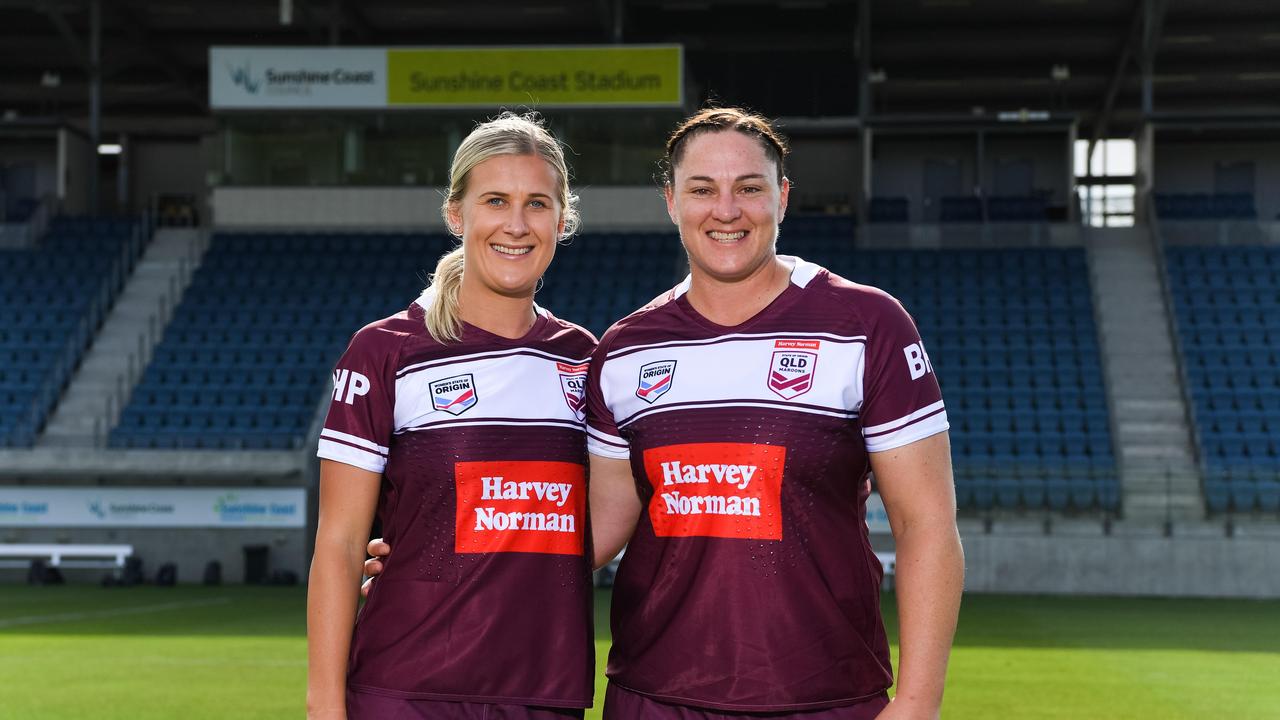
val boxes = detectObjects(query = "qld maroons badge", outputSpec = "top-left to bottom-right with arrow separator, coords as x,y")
430,374 -> 478,416
767,339 -> 820,400
636,360 -> 677,404
557,362 -> 589,421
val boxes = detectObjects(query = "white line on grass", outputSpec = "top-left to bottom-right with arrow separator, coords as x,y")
0,598 -> 232,629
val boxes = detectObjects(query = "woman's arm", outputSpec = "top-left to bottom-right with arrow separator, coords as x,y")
589,454 -> 642,570
307,459 -> 382,720
869,432 -> 964,720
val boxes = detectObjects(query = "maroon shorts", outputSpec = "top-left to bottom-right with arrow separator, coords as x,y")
602,684 -> 889,720
346,689 -> 586,720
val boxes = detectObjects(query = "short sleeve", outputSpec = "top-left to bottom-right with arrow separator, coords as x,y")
858,291 -> 948,452
316,325 -> 401,474
585,341 -> 630,460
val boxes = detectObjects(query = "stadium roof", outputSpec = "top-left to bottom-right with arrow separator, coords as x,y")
0,0 -> 1276,137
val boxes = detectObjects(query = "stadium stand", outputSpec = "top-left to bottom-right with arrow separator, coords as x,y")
1155,193 -> 1258,221
986,196 -> 1048,222
939,196 -> 983,223
109,231 -> 452,450
107,230 -> 687,449
530,231 -> 686,338
0,216 -> 139,447
868,197 -> 909,224
782,217 -> 1117,512
1166,244 -> 1280,513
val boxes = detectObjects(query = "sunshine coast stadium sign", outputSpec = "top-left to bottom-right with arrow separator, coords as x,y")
210,46 -> 683,109
0,487 -> 306,528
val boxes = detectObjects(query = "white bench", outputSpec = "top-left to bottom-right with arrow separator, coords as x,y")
0,543 -> 134,570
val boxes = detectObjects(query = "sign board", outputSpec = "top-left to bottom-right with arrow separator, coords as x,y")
211,46 -> 682,109
386,46 -> 682,107
0,487 -> 306,528
210,47 -> 387,109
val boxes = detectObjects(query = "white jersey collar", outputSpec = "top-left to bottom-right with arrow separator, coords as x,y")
414,286 -> 548,317
672,255 -> 820,299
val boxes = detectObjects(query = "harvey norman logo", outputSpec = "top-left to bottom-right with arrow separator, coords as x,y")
642,442 -> 787,540
454,461 -> 586,556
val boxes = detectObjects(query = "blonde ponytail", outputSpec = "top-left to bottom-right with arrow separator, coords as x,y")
424,246 -> 466,343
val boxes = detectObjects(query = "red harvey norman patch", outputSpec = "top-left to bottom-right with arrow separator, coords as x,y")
642,442 -> 786,540
768,339 -> 819,400
454,460 -> 585,555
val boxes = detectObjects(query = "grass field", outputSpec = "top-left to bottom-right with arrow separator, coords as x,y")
1,585 -> 1277,719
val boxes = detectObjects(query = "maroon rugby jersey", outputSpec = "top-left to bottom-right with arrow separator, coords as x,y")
317,292 -> 596,708
585,256 -> 948,712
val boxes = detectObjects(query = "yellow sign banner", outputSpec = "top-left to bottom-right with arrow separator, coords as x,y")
387,46 -> 682,107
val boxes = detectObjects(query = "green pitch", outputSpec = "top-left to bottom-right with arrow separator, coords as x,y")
0,586 -> 1276,719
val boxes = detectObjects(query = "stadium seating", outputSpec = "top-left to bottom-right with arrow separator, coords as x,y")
109,230 -> 687,450
1166,244 -> 1280,512
109,232 -> 453,450
986,196 -> 1048,222
108,222 -> 1119,512
781,218 -> 1118,512
0,216 -> 139,446
868,197 -> 909,224
940,196 -> 983,223
1155,193 -> 1257,221
537,231 -> 686,338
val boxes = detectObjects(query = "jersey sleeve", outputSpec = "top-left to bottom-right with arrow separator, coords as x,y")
585,340 -> 630,460
316,324 -> 401,474
858,290 -> 948,453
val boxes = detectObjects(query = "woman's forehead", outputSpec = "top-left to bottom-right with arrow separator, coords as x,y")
675,131 -> 777,178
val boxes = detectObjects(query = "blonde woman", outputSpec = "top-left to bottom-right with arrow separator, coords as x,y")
307,112 -> 594,720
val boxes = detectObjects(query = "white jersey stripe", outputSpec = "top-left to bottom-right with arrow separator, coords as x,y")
320,428 -> 389,456
606,332 -> 867,360
588,438 -> 630,460
618,401 -> 858,429
397,419 -> 585,434
862,400 -> 947,437
397,347 -> 591,379
317,439 -> 387,474
864,413 -> 949,453
586,425 -> 628,447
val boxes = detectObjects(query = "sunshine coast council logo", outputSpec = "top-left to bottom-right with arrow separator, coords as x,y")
226,62 -> 261,93
636,360 -> 676,404
430,374 -> 478,416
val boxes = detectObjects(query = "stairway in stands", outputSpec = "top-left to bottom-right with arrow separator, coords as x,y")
38,228 -> 206,447
1087,226 -> 1203,521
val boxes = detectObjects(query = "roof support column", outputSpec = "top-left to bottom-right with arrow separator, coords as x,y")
856,0 -> 871,232
88,0 -> 101,216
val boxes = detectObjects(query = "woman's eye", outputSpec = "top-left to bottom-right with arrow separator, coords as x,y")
486,197 -> 505,206
529,200 -> 547,209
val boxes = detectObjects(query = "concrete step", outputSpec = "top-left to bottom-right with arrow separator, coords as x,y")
1118,432 -> 1191,448
1121,445 -> 1194,462
1111,399 -> 1187,413
1122,495 -> 1204,521
1114,398 -> 1183,414
1117,420 -> 1188,434
1107,368 -> 1180,384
